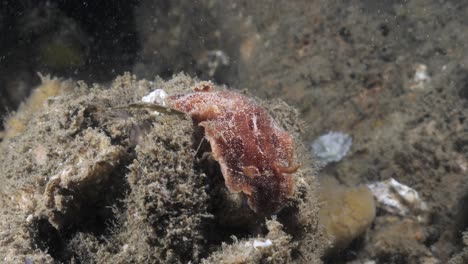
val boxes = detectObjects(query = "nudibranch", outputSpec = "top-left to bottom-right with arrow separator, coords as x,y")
167,82 -> 300,215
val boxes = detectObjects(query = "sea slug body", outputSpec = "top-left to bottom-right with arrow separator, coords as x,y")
167,82 -> 299,215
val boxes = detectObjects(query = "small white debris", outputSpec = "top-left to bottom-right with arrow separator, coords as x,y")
244,239 -> 273,249
368,178 -> 428,221
32,144 -> 48,165
253,239 -> 272,249
26,214 -> 34,223
141,89 -> 168,115
142,89 -> 168,106
456,156 -> 467,172
122,244 -> 129,252
311,131 -> 352,165
409,64 -> 431,90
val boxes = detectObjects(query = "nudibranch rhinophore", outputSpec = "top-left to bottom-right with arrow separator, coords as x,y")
167,82 -> 300,215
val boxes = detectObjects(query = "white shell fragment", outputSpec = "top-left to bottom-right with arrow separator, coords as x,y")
141,89 -> 168,115
253,239 -> 273,249
245,239 -> 273,249
409,63 -> 431,90
311,131 -> 352,164
367,178 -> 429,220
142,89 -> 168,106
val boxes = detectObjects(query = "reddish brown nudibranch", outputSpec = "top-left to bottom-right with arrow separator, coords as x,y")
167,82 -> 299,215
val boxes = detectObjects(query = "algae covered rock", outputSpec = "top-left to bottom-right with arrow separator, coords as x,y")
3,74 -> 74,139
0,73 -> 325,263
202,220 -> 294,264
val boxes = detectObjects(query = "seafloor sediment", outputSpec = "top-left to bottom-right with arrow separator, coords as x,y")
0,74 -> 325,263
2,1 -> 468,263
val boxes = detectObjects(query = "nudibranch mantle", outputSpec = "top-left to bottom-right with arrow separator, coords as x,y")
167,82 -> 299,215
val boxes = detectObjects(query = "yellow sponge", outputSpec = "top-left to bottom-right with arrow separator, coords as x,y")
319,178 -> 376,252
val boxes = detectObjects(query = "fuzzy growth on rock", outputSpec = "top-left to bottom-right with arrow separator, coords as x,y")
0,73 -> 324,263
